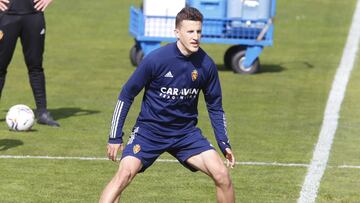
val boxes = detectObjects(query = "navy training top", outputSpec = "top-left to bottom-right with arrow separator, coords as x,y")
108,42 -> 231,155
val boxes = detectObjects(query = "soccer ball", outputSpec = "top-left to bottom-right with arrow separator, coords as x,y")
6,104 -> 35,131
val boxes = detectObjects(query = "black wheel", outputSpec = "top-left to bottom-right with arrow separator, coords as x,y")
129,45 -> 144,67
224,45 -> 246,69
130,45 -> 138,66
135,49 -> 144,66
231,50 -> 260,74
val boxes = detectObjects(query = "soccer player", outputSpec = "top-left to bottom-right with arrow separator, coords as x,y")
100,7 -> 235,203
0,0 -> 59,127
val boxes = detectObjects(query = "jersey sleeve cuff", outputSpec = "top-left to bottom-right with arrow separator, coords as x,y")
219,142 -> 231,156
108,132 -> 124,144
108,137 -> 123,144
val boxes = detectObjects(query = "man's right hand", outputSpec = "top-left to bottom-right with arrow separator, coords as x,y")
107,143 -> 123,162
0,0 -> 9,11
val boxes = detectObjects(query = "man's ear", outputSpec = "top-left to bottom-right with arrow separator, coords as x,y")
174,29 -> 180,39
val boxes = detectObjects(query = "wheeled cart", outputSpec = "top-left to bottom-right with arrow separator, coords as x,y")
129,0 -> 276,74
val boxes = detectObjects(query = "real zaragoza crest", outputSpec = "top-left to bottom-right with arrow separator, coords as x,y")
133,144 -> 141,154
191,69 -> 198,81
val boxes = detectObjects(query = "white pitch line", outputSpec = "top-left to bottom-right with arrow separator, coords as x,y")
2,155 -> 360,169
0,155 -> 308,167
338,165 -> 360,169
297,1 -> 360,202
238,161 -> 308,168
0,155 -> 109,161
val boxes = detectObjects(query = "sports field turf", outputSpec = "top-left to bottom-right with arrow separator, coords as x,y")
1,0 -> 360,202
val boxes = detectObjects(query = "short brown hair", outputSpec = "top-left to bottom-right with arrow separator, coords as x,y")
175,7 -> 203,28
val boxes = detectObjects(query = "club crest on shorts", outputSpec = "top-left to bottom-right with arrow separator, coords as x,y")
191,69 -> 198,81
133,144 -> 141,154
0,30 -> 4,41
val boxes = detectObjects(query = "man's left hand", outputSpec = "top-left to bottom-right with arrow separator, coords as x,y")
225,148 -> 235,169
34,0 -> 53,11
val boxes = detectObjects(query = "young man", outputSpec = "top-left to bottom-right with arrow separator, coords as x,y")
0,0 -> 59,127
100,7 -> 235,203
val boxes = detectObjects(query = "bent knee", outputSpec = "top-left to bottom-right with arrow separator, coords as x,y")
212,167 -> 232,187
114,168 -> 135,185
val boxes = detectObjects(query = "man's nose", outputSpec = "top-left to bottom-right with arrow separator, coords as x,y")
193,32 -> 200,40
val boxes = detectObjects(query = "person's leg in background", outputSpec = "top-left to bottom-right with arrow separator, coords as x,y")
0,15 -> 20,100
21,12 -> 59,127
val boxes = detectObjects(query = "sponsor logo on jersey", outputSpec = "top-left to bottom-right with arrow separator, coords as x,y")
0,30 -> 4,41
164,71 -> 173,78
191,70 -> 198,81
159,87 -> 199,100
133,144 -> 141,154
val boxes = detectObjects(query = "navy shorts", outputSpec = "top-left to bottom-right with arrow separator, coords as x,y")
121,127 -> 214,173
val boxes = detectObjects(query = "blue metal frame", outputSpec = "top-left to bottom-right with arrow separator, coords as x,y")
129,0 -> 276,67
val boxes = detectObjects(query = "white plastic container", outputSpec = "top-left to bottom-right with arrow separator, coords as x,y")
143,0 -> 186,37
144,0 -> 185,16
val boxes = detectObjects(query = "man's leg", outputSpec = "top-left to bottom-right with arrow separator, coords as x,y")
186,149 -> 235,203
0,15 -> 20,99
99,156 -> 142,203
20,13 -> 59,126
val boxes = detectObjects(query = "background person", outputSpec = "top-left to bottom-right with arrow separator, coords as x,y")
0,0 -> 59,127
100,7 -> 235,203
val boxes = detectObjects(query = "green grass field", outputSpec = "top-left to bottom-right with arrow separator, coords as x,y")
1,0 -> 360,202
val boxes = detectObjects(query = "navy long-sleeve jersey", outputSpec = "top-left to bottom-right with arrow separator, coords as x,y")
108,42 -> 231,155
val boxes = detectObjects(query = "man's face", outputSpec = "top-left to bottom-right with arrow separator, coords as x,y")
175,20 -> 202,56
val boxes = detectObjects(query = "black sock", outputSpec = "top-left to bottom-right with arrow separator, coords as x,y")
28,70 -> 47,110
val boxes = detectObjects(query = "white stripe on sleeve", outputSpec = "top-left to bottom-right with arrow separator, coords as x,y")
109,100 -> 124,139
